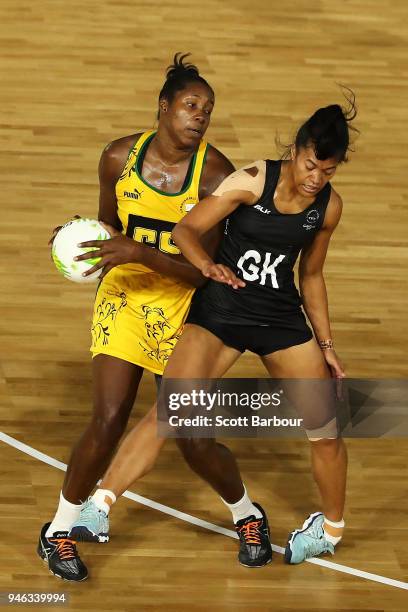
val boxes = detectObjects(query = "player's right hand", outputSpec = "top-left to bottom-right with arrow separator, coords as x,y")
201,262 -> 246,289
48,215 -> 81,247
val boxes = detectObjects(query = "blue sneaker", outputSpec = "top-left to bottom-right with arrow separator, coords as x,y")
69,499 -> 109,543
284,512 -> 334,564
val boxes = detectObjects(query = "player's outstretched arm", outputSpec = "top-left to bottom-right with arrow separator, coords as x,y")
172,162 -> 265,288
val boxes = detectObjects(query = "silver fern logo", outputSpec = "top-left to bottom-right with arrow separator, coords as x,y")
303,209 -> 319,230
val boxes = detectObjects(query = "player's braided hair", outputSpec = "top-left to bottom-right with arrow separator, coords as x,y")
158,52 -> 213,115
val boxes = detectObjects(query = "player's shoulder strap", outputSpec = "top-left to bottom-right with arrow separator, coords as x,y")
118,131 -> 155,182
186,138 -> 209,197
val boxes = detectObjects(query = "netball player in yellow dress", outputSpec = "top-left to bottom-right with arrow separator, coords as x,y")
90,127 -> 209,372
37,54 -> 234,581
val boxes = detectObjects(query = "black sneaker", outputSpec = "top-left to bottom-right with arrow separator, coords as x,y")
235,503 -> 272,568
37,522 -> 88,581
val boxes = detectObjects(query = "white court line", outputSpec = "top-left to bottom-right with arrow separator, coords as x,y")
1,431 -> 407,591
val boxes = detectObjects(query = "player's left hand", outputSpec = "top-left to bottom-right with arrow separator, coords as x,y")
322,348 -> 345,399
75,222 -> 143,279
322,348 -> 345,379
201,262 -> 246,289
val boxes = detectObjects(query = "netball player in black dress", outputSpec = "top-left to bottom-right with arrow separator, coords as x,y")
87,99 -> 357,569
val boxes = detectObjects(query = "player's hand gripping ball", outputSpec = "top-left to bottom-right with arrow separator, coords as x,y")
51,218 -> 111,283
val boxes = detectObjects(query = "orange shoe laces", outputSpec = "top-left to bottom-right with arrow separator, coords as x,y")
50,537 -> 77,560
238,520 -> 262,545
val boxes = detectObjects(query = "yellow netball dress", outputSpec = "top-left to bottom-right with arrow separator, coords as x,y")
91,130 -> 208,374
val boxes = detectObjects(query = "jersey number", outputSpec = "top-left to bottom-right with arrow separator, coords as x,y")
126,215 -> 180,255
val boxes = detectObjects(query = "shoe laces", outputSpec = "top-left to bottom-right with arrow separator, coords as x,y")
303,539 -> 332,559
238,519 -> 262,545
81,499 -> 104,520
302,518 -> 333,558
81,499 -> 97,518
304,516 -> 324,540
49,537 -> 77,561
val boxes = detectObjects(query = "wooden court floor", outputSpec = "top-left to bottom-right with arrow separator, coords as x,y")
0,0 -> 407,610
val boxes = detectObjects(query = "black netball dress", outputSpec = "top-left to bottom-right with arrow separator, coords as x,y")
186,160 -> 331,354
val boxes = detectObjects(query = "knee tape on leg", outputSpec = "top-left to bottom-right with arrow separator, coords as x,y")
306,417 -> 338,441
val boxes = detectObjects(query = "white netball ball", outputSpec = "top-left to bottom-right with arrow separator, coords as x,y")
51,218 -> 110,283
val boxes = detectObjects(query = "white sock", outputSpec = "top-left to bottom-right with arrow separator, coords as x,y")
45,492 -> 84,537
221,486 -> 262,523
323,516 -> 345,546
91,489 -> 116,515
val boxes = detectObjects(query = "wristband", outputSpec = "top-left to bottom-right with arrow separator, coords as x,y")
319,339 -> 333,350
